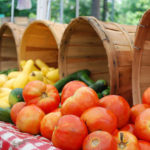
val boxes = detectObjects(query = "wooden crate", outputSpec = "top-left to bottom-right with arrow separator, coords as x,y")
19,20 -> 67,68
59,16 -> 136,105
132,9 -> 150,104
0,22 -> 25,70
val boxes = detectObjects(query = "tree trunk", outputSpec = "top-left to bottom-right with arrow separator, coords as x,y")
91,0 -> 100,19
102,0 -> 107,21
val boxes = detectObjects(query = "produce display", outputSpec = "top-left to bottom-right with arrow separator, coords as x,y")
1,59 -> 150,150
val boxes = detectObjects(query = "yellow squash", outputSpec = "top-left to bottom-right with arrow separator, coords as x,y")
13,60 -> 33,88
46,69 -> 59,82
29,71 -> 43,82
35,59 -> 49,70
0,75 -> 8,87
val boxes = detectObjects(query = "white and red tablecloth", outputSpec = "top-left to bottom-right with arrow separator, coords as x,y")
0,121 -> 60,150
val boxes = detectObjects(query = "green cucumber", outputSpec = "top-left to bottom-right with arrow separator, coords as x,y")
0,107 -> 13,123
78,72 -> 95,86
9,88 -> 24,107
59,92 -> 62,97
101,88 -> 110,97
97,92 -> 103,99
54,70 -> 91,92
89,80 -> 107,93
102,89 -> 110,97
0,68 -> 18,75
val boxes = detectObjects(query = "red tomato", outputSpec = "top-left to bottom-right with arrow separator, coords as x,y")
121,124 -> 136,135
115,131 -> 140,150
130,104 -> 150,123
112,129 -> 119,136
40,111 -> 62,140
61,87 -> 99,117
52,115 -> 88,150
138,140 -> 150,150
135,108 -> 150,141
10,102 -> 26,124
81,107 -> 117,133
142,87 -> 150,105
16,104 -> 45,135
23,81 -> 60,114
83,131 -> 117,150
61,81 -> 87,104
52,108 -> 61,112
99,95 -> 130,128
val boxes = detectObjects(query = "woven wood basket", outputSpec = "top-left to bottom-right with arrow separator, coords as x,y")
132,9 -> 150,104
59,16 -> 136,105
0,22 -> 25,70
19,20 -> 67,68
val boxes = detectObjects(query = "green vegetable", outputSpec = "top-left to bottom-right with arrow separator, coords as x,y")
59,103 -> 61,108
97,92 -> 103,99
78,72 -> 95,86
89,80 -> 107,93
101,88 -> 110,97
0,68 -> 18,75
0,107 -> 12,123
54,70 -> 91,92
9,88 -> 24,107
59,92 -> 62,97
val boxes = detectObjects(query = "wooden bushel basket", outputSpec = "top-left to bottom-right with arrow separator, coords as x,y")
0,22 -> 25,70
19,20 -> 67,68
132,9 -> 150,105
59,16 -> 136,105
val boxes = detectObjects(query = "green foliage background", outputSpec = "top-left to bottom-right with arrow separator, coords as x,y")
0,0 -> 149,25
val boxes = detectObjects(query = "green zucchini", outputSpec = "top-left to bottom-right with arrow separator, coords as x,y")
78,72 -> 95,86
0,68 -> 18,75
0,107 -> 13,123
101,88 -> 110,97
9,88 -> 24,107
54,70 -> 91,92
97,92 -> 103,99
59,92 -> 62,97
89,80 -> 107,93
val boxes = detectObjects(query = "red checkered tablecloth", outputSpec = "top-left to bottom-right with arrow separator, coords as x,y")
0,121 -> 61,150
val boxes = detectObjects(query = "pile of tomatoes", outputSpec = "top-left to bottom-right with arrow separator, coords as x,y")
10,80 -> 150,150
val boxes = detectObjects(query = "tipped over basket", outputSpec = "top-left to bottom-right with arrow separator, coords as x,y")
59,16 -> 136,105
0,22 -> 25,70
19,20 -> 67,68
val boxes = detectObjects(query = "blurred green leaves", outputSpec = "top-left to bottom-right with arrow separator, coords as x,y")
0,0 -> 150,25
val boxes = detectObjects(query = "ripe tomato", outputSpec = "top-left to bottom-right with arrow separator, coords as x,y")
112,129 -> 119,136
23,81 -> 60,114
83,131 -> 117,150
52,108 -> 61,112
115,131 -> 140,150
142,87 -> 150,105
99,95 -> 130,128
81,106 -> 117,133
61,87 -> 99,117
61,81 -> 87,104
52,115 -> 88,150
135,108 -> 150,141
130,104 -> 150,123
16,104 -> 45,135
138,140 -> 150,150
40,111 -> 62,140
121,124 -> 136,135
10,102 -> 26,124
